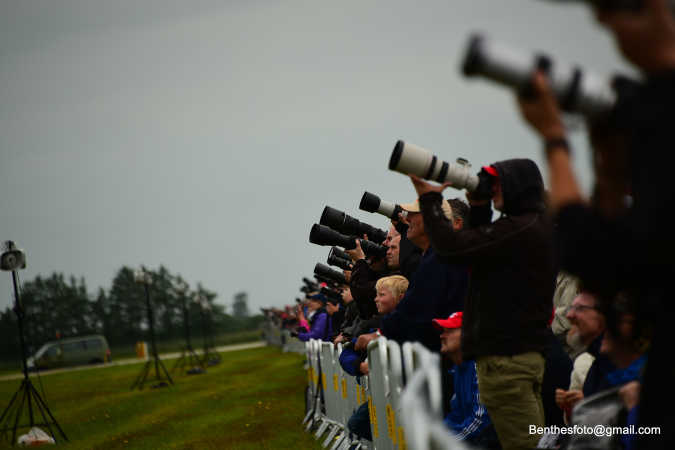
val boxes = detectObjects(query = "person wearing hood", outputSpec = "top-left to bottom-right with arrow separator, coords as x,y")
410,158 -> 556,450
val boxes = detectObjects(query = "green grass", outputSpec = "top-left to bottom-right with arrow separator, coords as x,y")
0,346 -> 323,449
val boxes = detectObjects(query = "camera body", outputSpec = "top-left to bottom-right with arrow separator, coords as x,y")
0,242 -> 26,272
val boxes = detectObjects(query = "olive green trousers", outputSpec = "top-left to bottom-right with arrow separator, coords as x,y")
476,352 -> 545,450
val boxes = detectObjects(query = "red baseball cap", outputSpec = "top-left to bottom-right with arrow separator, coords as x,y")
432,311 -> 463,331
482,165 -> 498,178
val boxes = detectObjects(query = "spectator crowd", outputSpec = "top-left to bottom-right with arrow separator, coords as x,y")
265,2 -> 675,448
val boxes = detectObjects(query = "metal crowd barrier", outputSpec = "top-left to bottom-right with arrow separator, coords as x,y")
399,344 -> 469,450
301,336 -> 472,450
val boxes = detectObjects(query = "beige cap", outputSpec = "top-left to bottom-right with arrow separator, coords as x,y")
399,199 -> 453,221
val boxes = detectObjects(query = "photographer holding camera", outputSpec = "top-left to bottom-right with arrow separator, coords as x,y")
513,2 -> 675,445
345,226 -> 398,321
411,157 -> 555,449
294,294 -> 331,342
356,198 -> 469,353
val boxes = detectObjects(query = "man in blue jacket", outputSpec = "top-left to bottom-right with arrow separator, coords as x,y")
434,312 -> 501,449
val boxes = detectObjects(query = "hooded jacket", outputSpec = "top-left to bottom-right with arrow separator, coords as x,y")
419,158 -> 555,358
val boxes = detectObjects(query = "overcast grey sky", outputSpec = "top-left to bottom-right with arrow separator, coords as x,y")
1,0 -> 633,313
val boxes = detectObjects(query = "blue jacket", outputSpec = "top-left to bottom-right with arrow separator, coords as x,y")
339,337 -> 367,376
444,361 -> 492,442
298,310 -> 332,342
381,247 -> 467,351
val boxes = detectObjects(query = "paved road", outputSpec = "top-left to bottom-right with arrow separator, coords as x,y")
0,341 -> 266,382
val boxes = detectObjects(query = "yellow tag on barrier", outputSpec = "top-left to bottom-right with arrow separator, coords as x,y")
356,385 -> 361,404
398,426 -> 407,450
386,403 -> 396,444
307,368 -> 312,384
333,374 -> 339,392
322,373 -> 327,390
341,378 -> 348,399
361,386 -> 367,403
368,395 -> 378,438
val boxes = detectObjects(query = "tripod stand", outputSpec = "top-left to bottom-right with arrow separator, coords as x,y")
196,296 -> 221,367
172,287 -> 205,375
130,276 -> 173,390
0,265 -> 68,446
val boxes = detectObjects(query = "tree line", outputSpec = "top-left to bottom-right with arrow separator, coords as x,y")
0,265 -> 261,361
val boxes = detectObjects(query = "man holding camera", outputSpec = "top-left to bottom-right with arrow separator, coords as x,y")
356,198 -> 469,352
411,158 -> 555,450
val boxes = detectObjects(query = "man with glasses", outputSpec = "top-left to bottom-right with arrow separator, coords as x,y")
555,292 -> 614,419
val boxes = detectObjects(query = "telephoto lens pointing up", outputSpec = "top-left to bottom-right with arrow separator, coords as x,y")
320,206 -> 388,244
359,191 -> 405,220
461,33 -> 619,119
389,140 -> 479,191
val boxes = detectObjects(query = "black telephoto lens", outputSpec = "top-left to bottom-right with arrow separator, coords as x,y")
310,224 -> 387,258
359,239 -> 387,259
320,286 -> 343,303
327,252 -> 352,271
331,247 -> 351,261
310,224 -> 355,249
320,206 -> 388,244
314,263 -> 347,285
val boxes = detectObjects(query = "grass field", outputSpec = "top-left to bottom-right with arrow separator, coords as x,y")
0,345 -> 323,449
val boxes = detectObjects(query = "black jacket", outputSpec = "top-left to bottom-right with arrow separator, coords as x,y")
380,246 -> 468,352
349,259 -> 390,319
582,334 -> 616,398
419,158 -> 556,359
338,300 -> 359,339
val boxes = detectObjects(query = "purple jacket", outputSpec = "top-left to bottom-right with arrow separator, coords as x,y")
298,311 -> 332,342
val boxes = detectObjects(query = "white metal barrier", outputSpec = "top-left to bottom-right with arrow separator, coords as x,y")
366,336 -> 409,450
399,354 -> 469,450
301,337 -> 469,450
281,329 -> 307,353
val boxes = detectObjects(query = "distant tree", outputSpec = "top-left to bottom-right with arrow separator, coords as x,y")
232,292 -> 249,318
0,266 -> 262,364
19,273 -> 95,350
0,307 -> 20,360
106,266 -> 146,345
